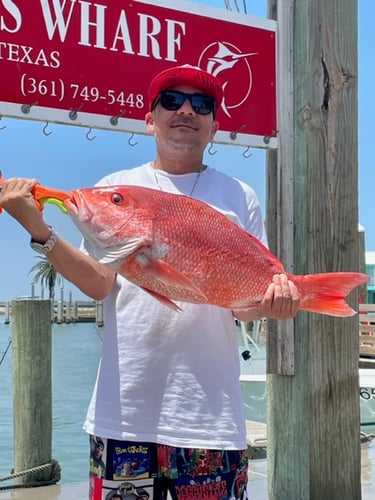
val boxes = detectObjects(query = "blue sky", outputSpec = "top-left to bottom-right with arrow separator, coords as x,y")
0,0 -> 373,301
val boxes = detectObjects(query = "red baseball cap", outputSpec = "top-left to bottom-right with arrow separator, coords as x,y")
148,64 -> 223,111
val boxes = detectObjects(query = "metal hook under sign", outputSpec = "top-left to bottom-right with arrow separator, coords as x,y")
0,116 -> 6,131
243,146 -> 252,158
43,122 -> 52,136
128,133 -> 138,147
86,127 -> 96,141
208,143 -> 217,155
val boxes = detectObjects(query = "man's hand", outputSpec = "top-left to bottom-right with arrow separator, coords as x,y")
0,177 -> 50,239
233,274 -> 300,321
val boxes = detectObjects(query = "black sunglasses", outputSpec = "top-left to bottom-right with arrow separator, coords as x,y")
152,90 -> 216,116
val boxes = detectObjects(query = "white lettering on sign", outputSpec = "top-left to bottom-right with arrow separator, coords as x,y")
19,72 -> 146,108
0,0 -> 22,33
138,13 -> 161,59
166,18 -> 185,62
79,1 -> 106,48
110,10 -> 135,54
35,0 -> 186,61
39,0 -> 77,42
0,41 -> 60,67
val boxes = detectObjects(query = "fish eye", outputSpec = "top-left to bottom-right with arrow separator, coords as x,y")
111,193 -> 123,204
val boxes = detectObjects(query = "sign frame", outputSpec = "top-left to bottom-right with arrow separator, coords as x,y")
0,0 -> 277,148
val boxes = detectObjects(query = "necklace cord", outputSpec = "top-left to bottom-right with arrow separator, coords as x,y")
153,165 -> 205,197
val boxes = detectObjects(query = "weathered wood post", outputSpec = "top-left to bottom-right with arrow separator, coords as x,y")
56,287 -> 64,324
65,290 -> 73,323
358,224 -> 367,303
72,300 -> 78,322
266,0 -> 361,498
96,300 -> 104,327
12,299 -> 56,485
4,301 -> 11,324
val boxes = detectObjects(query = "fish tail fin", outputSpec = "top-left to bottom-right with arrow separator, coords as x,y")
296,272 -> 369,317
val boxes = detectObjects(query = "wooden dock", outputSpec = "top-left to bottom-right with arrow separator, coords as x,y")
246,420 -> 268,459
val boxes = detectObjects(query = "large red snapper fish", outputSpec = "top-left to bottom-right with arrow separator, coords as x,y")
63,184 -> 368,317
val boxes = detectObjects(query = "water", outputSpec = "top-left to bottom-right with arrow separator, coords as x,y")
0,321 -> 102,484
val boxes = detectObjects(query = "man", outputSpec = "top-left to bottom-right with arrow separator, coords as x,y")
0,65 -> 299,499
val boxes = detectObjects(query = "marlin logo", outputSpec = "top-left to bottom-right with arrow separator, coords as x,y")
198,42 -> 257,117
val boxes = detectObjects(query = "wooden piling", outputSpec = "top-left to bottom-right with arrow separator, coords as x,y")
12,299 -> 54,485
56,300 -> 63,324
96,300 -> 104,327
4,301 -> 10,324
266,0 -> 361,498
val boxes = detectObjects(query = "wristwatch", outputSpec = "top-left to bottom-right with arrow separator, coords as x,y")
30,227 -> 58,255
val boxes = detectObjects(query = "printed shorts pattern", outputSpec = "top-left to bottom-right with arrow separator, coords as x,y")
89,435 -> 249,500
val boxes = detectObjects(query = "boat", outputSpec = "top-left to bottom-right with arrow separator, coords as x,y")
238,320 -> 375,427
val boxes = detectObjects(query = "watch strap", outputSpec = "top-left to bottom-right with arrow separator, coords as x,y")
30,227 -> 58,254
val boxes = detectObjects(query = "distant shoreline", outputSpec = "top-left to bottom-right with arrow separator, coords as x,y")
0,300 -> 102,325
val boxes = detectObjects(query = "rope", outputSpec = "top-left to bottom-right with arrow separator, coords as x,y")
0,338 -> 11,367
0,459 -> 61,491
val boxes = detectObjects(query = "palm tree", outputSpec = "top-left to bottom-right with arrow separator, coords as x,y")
29,256 -> 63,301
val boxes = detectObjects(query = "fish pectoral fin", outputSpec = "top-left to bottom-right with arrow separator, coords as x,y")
136,254 -> 208,302
140,287 -> 182,312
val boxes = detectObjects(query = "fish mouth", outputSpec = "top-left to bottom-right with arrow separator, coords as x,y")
64,190 -> 93,221
64,192 -> 79,214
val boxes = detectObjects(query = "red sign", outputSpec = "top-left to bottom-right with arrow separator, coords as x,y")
0,0 -> 277,147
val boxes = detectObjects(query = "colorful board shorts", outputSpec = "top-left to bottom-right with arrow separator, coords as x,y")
89,435 -> 249,500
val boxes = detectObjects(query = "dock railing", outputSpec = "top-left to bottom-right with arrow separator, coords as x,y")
359,304 -> 375,363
